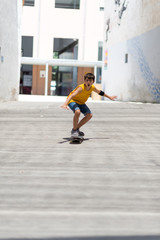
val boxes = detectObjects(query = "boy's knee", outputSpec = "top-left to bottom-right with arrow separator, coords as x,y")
75,109 -> 81,116
87,113 -> 93,119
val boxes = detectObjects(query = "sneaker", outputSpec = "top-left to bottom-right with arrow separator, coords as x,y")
71,129 -> 79,137
77,128 -> 85,136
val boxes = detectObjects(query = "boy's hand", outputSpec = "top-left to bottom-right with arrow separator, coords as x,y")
109,96 -> 117,101
61,104 -> 69,110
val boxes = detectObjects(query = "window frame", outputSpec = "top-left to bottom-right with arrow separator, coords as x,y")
55,0 -> 80,10
24,0 -> 35,7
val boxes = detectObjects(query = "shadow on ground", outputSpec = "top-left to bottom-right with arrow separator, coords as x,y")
58,137 -> 110,144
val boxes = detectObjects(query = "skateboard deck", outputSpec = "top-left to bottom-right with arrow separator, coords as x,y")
70,136 -> 84,144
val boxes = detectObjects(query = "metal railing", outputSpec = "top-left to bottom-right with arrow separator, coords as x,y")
21,57 -> 103,96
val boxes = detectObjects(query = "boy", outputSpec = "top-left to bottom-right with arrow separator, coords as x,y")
61,73 -> 117,137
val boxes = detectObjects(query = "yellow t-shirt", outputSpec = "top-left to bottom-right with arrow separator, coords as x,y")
68,83 -> 95,105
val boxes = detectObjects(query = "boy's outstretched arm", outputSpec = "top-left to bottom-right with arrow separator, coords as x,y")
93,87 -> 117,100
61,86 -> 82,110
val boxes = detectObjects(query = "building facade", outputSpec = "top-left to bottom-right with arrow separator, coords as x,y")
21,0 -> 104,96
102,0 -> 160,103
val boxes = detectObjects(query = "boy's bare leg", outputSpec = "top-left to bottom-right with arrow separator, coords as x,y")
77,113 -> 92,129
73,110 -> 81,130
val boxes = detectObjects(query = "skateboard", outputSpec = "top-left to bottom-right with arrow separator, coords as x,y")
70,136 -> 84,144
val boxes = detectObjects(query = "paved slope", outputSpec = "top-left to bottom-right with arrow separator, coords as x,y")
0,100 -> 160,239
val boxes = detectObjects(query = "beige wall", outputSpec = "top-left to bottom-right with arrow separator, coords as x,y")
77,67 -> 94,86
32,65 -> 52,95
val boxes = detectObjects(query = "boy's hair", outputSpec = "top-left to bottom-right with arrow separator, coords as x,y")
84,73 -> 95,81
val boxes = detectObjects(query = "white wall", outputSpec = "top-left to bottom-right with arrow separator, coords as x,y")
21,0 -> 104,61
102,0 -> 160,103
0,0 -> 22,101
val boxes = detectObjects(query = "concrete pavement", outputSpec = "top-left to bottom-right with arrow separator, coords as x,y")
0,97 -> 160,239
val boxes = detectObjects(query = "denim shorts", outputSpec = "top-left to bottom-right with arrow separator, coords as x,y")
68,102 -> 91,115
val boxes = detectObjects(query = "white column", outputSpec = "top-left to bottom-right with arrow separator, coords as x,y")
45,63 -> 49,96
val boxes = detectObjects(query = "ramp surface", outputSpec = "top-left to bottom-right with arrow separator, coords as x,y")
0,100 -> 160,239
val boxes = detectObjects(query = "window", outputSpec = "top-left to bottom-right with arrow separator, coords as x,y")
55,0 -> 80,9
98,42 -> 103,61
24,0 -> 34,6
125,53 -> 128,63
99,0 -> 104,11
53,38 -> 78,96
21,36 -> 33,57
21,36 -> 33,94
99,7 -> 104,11
97,42 -> 103,83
